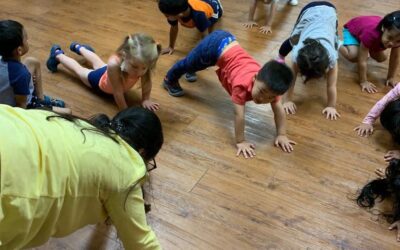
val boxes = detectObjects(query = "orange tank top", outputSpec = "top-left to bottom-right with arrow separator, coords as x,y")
98,55 -> 140,94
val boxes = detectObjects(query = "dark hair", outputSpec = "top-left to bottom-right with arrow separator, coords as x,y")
47,107 -> 163,161
357,159 -> 400,222
377,10 -> 400,33
158,0 -> 189,15
257,60 -> 293,95
380,100 -> 400,144
297,38 -> 330,82
0,20 -> 24,58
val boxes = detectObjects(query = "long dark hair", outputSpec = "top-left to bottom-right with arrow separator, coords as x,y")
377,10 -> 400,33
380,100 -> 400,144
47,107 -> 163,161
357,159 -> 400,222
297,38 -> 330,83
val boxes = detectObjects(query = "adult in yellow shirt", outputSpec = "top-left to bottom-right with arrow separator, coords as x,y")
0,104 -> 163,249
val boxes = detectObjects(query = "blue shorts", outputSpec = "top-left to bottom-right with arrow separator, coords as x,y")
342,28 -> 359,46
87,66 -> 107,90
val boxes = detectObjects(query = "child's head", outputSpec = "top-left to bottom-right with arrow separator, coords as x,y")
116,33 -> 161,77
297,38 -> 329,82
379,11 -> 400,49
380,100 -> 400,144
357,159 -> 400,223
252,60 -> 293,104
91,107 -> 164,162
158,0 -> 189,17
0,20 -> 29,59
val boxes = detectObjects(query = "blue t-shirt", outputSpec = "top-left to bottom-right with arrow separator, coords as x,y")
167,0 -> 222,32
0,58 -> 34,106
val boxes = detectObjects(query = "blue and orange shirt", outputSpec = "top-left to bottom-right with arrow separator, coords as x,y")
167,0 -> 222,32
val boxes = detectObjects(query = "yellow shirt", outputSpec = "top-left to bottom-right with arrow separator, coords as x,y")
0,105 -> 160,249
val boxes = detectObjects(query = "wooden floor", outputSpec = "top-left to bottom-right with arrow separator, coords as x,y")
2,0 -> 400,249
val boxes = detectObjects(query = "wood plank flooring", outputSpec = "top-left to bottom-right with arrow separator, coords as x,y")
1,0 -> 400,249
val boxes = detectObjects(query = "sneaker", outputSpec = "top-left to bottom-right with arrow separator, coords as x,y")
46,45 -> 64,73
69,42 -> 95,55
289,0 -> 298,6
40,95 -> 66,108
162,79 -> 184,97
184,72 -> 197,82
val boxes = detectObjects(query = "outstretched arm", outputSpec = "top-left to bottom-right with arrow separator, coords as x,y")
283,61 -> 298,114
271,100 -> 296,152
355,83 -> 400,136
162,24 -> 179,55
358,43 -> 377,93
259,0 -> 277,34
234,103 -> 256,158
107,57 -> 128,110
243,0 -> 258,29
323,62 -> 340,120
141,71 -> 159,111
105,186 -> 161,250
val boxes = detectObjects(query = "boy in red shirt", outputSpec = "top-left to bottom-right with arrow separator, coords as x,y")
163,30 -> 296,158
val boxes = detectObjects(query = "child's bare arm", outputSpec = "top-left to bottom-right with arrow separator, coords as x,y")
242,0 -> 258,29
234,103 -> 256,158
23,57 -> 44,99
387,47 -> 400,87
15,95 -> 28,108
271,100 -> 296,152
162,24 -> 179,55
283,62 -> 297,114
358,43 -> 377,93
323,62 -> 340,120
259,0 -> 277,34
140,72 -> 159,111
107,58 -> 128,111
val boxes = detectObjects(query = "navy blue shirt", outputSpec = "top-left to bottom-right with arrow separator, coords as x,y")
0,58 -> 34,106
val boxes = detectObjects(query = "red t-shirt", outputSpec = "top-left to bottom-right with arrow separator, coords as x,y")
216,45 -> 279,105
344,16 -> 385,52
216,45 -> 258,105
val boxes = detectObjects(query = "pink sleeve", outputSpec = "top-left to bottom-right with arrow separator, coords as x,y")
362,84 -> 400,124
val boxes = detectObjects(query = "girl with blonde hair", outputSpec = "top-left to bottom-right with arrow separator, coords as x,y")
46,34 -> 161,111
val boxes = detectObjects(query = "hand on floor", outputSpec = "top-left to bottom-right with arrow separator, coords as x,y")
259,25 -> 272,34
360,81 -> 377,93
236,141 -> 256,159
242,21 -> 258,29
322,107 -> 340,120
142,100 -> 160,112
283,101 -> 297,115
384,150 -> 400,162
354,123 -> 373,137
274,135 -> 296,153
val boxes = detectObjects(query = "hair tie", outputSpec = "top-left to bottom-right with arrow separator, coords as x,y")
111,120 -> 124,133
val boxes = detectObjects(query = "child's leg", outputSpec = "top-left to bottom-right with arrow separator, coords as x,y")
340,27 -> 360,62
77,46 -> 107,70
370,50 -> 387,63
56,53 -> 92,87
339,45 -> 359,62
165,30 -> 231,84
23,57 -> 44,99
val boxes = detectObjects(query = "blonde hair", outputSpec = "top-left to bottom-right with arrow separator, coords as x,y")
117,33 -> 161,70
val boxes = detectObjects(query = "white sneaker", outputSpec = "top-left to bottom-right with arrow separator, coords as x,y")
289,0 -> 298,6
